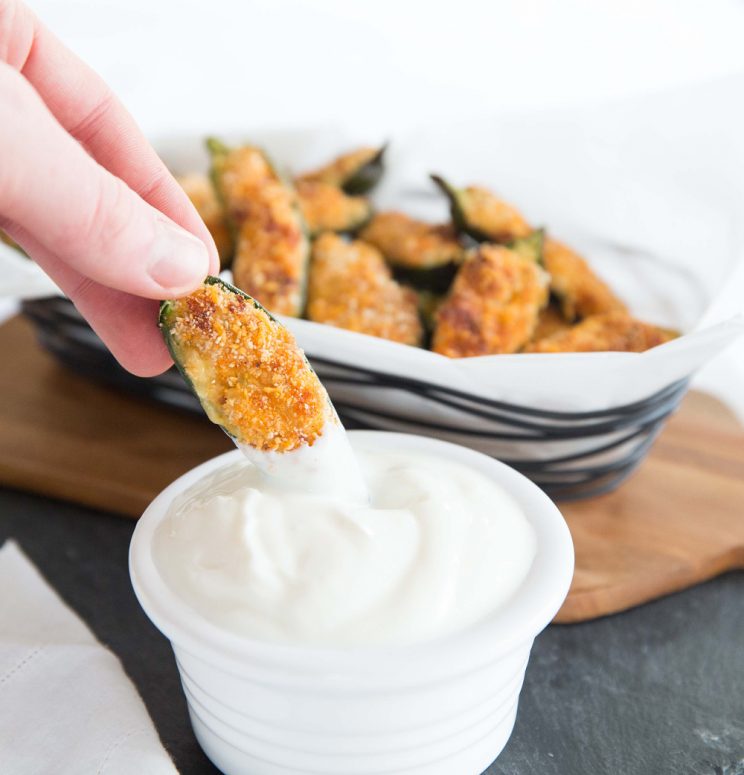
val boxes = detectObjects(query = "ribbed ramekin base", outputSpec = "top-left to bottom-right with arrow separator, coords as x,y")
188,702 -> 517,775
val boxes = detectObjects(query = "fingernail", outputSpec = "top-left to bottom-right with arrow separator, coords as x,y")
148,218 -> 210,294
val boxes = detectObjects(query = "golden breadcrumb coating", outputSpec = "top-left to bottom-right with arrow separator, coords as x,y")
177,173 -> 233,265
213,146 -> 308,317
162,281 -> 330,452
543,237 -> 627,320
524,311 -> 678,353
298,147 -> 379,187
530,301 -> 572,343
432,245 -> 549,357
295,180 -> 371,236
457,186 -> 532,242
307,233 -> 423,346
359,212 -> 463,269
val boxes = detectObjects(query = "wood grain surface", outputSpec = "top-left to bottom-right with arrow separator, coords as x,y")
1,315 -> 742,622
556,389 -> 744,622
1,316 -> 232,517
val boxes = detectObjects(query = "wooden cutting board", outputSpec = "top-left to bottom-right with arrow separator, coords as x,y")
2,315 -> 743,623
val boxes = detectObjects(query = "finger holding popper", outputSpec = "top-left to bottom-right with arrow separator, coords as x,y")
159,277 -> 367,501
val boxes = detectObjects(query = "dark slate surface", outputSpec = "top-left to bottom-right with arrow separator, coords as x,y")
1,487 -> 743,775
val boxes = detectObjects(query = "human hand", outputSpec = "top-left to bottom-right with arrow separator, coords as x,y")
0,0 -> 219,376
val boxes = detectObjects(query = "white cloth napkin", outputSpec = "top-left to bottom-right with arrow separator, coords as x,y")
0,541 -> 178,775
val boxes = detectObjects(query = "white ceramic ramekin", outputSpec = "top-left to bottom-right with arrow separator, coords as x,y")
130,431 -> 574,775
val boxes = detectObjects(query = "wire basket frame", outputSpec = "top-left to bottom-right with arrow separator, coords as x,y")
22,297 -> 689,500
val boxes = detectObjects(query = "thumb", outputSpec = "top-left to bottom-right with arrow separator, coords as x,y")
0,63 -> 214,298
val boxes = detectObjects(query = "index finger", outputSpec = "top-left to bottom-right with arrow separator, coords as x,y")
6,0 -> 219,274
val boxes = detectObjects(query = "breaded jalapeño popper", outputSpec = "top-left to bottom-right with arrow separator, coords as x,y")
208,139 -> 309,317
159,277 -> 367,501
298,144 -> 387,195
525,311 -> 678,353
176,173 -> 234,268
307,233 -> 423,346
359,212 -> 464,292
432,244 -> 549,357
542,237 -> 627,321
430,175 -> 532,243
295,180 -> 372,237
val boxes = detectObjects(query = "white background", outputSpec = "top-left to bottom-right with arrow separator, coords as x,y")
27,0 -> 744,134
19,0 -> 744,415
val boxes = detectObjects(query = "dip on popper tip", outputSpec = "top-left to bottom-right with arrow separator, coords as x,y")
159,277 -> 367,501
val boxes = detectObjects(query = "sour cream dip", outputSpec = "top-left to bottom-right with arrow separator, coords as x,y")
153,439 -> 536,647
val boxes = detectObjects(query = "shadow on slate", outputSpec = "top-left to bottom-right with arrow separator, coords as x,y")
488,575 -> 744,775
1,487 -> 743,775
